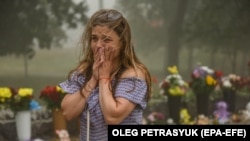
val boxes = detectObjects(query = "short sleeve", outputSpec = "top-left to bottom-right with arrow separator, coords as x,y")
115,78 -> 148,109
59,71 -> 85,94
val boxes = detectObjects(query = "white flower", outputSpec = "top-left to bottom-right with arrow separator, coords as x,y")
178,79 -> 185,86
201,66 -> 214,74
159,89 -> 165,95
222,77 -> 232,88
228,74 -> 241,81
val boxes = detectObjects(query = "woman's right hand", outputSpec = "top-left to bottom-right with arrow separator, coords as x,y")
93,47 -> 104,80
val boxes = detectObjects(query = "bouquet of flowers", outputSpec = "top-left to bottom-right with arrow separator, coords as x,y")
218,73 -> 246,113
9,87 -> 39,113
0,87 -> 16,110
219,74 -> 245,91
39,85 -> 66,110
189,65 -> 219,94
159,65 -> 189,96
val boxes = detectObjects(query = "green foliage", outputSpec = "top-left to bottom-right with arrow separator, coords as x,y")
183,0 -> 250,52
10,94 -> 32,112
116,0 -> 250,72
190,78 -> 215,94
0,0 -> 88,57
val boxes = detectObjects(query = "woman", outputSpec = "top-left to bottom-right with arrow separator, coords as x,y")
59,9 -> 151,141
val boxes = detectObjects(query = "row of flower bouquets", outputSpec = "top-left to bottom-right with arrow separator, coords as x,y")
0,85 -> 65,119
158,65 -> 250,96
145,104 -> 250,125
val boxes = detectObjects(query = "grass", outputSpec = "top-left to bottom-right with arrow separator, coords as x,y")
0,47 -> 165,98
0,47 -> 79,98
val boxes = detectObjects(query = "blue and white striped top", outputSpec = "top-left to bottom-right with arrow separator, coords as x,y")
59,72 -> 148,141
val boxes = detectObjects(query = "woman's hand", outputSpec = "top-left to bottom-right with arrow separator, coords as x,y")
98,47 -> 115,78
92,47 -> 104,80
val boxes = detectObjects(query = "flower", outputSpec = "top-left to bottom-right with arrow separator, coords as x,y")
159,65 -> 189,96
9,88 -> 37,113
180,108 -> 194,125
39,85 -> 66,109
0,87 -> 13,109
189,65 -> 219,94
146,112 -> 166,124
219,74 -> 245,91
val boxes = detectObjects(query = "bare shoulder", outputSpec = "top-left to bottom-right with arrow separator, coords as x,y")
120,67 -> 145,80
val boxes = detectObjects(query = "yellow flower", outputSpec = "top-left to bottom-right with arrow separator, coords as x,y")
56,85 -> 65,94
168,65 -> 178,74
168,86 -> 184,96
18,88 -> 33,97
180,108 -> 194,125
206,75 -> 216,86
0,87 -> 12,98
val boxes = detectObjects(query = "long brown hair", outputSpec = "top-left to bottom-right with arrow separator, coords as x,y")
68,9 -> 151,101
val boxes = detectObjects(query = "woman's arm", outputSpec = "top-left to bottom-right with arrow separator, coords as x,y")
98,68 -> 144,124
61,77 -> 97,120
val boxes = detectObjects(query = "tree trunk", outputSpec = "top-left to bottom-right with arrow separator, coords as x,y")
166,0 -> 188,67
187,47 -> 194,76
231,49 -> 237,73
23,53 -> 28,78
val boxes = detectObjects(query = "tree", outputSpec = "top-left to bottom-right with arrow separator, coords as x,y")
0,0 -> 88,77
116,0 -> 250,75
182,0 -> 250,73
116,0 -> 188,73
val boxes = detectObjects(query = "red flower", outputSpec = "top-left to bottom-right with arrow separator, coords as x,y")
40,85 -> 66,109
214,70 -> 223,79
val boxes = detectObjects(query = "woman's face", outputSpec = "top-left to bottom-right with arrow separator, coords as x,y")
91,25 -> 121,59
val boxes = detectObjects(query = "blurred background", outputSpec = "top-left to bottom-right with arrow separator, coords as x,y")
1,0 -> 250,95
1,1 -> 250,140
1,0 -> 250,122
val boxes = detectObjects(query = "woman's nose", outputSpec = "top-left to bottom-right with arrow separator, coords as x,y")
97,39 -> 104,47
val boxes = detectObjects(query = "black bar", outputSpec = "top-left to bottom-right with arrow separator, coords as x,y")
108,125 -> 250,140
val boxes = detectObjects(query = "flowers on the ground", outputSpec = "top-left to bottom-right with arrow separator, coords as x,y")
189,65 -> 220,94
180,108 -> 194,124
159,65 -> 189,96
146,112 -> 165,124
39,85 -> 66,109
9,88 -> 38,113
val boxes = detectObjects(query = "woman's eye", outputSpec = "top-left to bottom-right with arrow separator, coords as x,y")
92,37 -> 98,42
104,38 -> 111,42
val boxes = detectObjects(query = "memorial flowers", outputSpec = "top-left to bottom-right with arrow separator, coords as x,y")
218,73 -> 245,113
189,65 -> 221,116
219,73 -> 245,91
159,65 -> 189,124
9,87 -> 39,113
189,65 -> 219,94
0,87 -> 14,109
39,85 -> 66,109
159,65 -> 189,96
